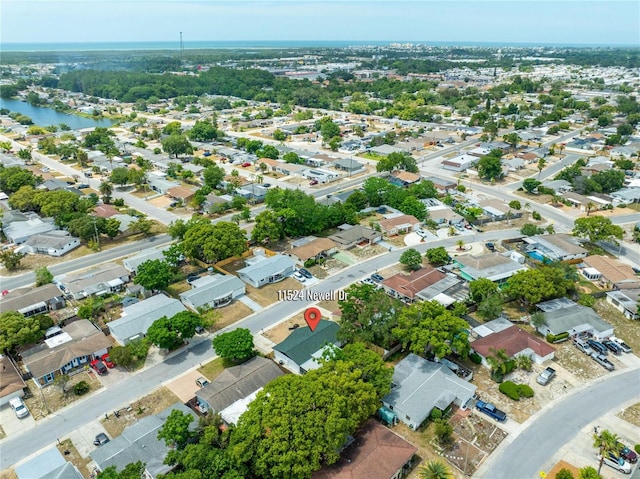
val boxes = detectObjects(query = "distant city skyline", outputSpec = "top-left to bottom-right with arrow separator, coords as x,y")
1,0 -> 639,47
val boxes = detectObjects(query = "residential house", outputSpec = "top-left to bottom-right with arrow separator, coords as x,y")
203,193 -> 233,212
478,199 -> 520,221
147,172 -> 179,194
195,356 -> 284,424
166,185 -> 195,204
471,324 -> 555,365
237,253 -> 296,288
236,184 -> 269,203
21,320 -> 111,387
422,176 -> 456,194
333,158 -> 365,174
289,237 -> 338,265
391,171 -> 421,186
522,234 -> 587,262
311,420 -> 417,479
180,274 -> 246,310
3,215 -> 56,244
111,213 -> 138,236
455,252 -> 527,284
381,266 -> 446,303
426,205 -> 464,226
536,298 -> 614,340
92,204 -> 120,218
0,283 -> 66,317
370,144 -> 406,156
58,263 -> 130,300
381,354 -> 476,430
329,224 -> 382,248
20,231 -> 80,257
441,154 -> 478,172
273,320 -> 340,374
540,180 -> 572,194
378,215 -> 421,236
582,255 -> 640,289
123,245 -> 171,273
108,293 -> 186,345
415,274 -> 469,306
606,289 -> 639,320
91,403 -> 197,479
0,355 -> 26,406
37,179 -> 76,192
563,191 -> 612,211
15,446 -> 84,479
611,188 -> 640,205
303,168 -> 340,183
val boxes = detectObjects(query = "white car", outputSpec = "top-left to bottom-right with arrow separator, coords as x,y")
416,229 -> 428,238
9,397 -> 29,419
293,272 -> 306,282
597,453 -> 632,474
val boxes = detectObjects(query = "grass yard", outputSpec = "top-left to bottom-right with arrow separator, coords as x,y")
211,301 -> 253,331
618,402 -> 640,428
101,386 -> 180,438
592,299 -> 640,352
197,357 -> 226,380
245,277 -> 303,307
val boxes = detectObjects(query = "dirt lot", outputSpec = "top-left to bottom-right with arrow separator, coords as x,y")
245,277 -> 303,307
101,386 -> 180,438
0,469 -> 18,479
210,301 -> 253,331
351,243 -> 387,259
593,299 -> 640,353
24,370 -> 103,419
618,402 -> 640,428
56,439 -> 92,479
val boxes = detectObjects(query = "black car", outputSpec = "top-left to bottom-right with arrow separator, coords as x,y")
298,268 -> 313,279
371,273 -> 384,283
587,339 -> 608,355
93,433 -> 110,446
602,340 -> 622,356
485,242 -> 496,252
263,183 -> 272,188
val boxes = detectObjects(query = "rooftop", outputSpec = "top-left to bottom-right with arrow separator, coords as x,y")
273,320 -> 340,366
382,266 -> 446,300
471,325 -> 555,359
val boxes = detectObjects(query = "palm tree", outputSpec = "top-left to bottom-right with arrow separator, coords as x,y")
99,181 -> 113,204
537,158 -> 546,179
586,201 -> 595,216
420,460 -> 453,479
456,239 -> 465,251
523,202 -> 531,220
593,429 -> 622,476
255,174 -> 264,185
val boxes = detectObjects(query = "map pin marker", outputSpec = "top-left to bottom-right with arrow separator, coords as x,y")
304,307 -> 322,332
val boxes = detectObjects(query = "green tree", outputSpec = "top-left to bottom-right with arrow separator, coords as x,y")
147,316 -> 182,350
399,196 -> 427,220
110,167 -> 130,186
162,134 -> 193,158
188,119 -> 219,142
35,266 -> 54,286
104,218 -> 121,238
0,311 -> 42,351
469,277 -> 499,303
508,200 -> 522,210
316,116 -> 341,141
212,328 -> 254,363
577,466 -> 601,479
573,216 -> 624,244
477,153 -> 503,181
99,181 -> 113,203
434,418 -> 454,445
423,247 -> 449,267
202,164 -> 225,189
163,121 -> 182,135
283,152 -> 302,164
0,166 -> 38,194
97,461 -> 145,479
272,129 -> 287,141
521,223 -> 544,236
530,311 -> 546,329
337,283 -> 402,349
157,409 -> 194,449
131,216 -> 153,236
504,268 -> 571,309
400,248 -> 423,270
393,301 -> 470,359
16,148 -> 33,162
134,259 -> 174,291
523,178 -> 541,194
345,190 -> 368,211
182,221 -> 247,263
477,293 -> 504,320
0,250 -> 26,271
420,460 -> 454,479
593,429 -> 622,476
128,168 -> 146,187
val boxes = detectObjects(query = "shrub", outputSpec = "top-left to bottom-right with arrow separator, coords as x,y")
532,211 -> 542,220
470,352 -> 483,364
635,444 -> 640,454
430,408 -> 442,420
546,332 -> 570,344
303,258 -> 316,268
434,418 -> 453,445
504,359 -> 516,374
73,381 -> 90,396
555,468 -> 575,479
113,198 -> 125,207
517,384 -> 535,398
499,381 -> 521,401
577,294 -> 596,307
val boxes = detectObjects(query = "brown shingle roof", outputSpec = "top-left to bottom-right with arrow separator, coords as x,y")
0,355 -> 26,399
312,420 -> 417,479
583,255 -> 639,285
382,267 -> 446,300
378,215 -> 420,231
471,325 -> 555,359
392,171 -> 421,183
167,186 -> 195,200
290,238 -> 338,262
92,204 -> 120,218
0,284 -> 63,314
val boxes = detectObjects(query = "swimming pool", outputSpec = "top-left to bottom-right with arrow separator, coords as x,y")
528,251 -> 548,262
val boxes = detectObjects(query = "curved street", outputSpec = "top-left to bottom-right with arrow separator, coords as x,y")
474,368 -> 640,479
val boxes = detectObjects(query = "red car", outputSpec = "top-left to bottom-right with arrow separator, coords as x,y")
101,353 -> 115,368
90,359 -> 108,375
309,179 -> 318,185
241,162 -> 252,167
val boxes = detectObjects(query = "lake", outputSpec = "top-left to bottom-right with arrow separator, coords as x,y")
0,98 -> 115,130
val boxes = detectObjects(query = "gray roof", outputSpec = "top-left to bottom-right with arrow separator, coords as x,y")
542,304 -> 612,334
179,275 -> 245,308
123,245 -> 170,272
237,255 -> 295,283
383,354 -> 476,425
333,158 -> 363,170
455,253 -> 526,281
611,188 -> 640,202
197,356 -> 284,412
4,217 -> 56,243
40,463 -> 84,479
606,290 -> 638,315
536,297 -> 579,312
61,263 -> 129,296
273,320 -> 340,366
108,294 -> 186,342
525,234 -> 587,259
0,283 -> 63,314
24,232 -> 79,250
329,224 -> 381,245
91,403 -> 196,478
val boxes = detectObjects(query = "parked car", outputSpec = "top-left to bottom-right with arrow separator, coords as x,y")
602,340 -> 623,356
485,242 -> 496,252
617,442 -> 638,464
93,433 -> 110,446
371,273 -> 384,283
476,400 -> 507,422
597,453 -> 632,474
293,271 -> 306,282
9,397 -> 29,419
77,183 -> 90,189
195,377 -> 210,388
195,326 -> 205,334
587,339 -> 608,355
573,338 -> 594,355
309,179 -> 319,186
187,274 -> 201,284
536,367 -> 556,386
263,183 -> 272,188
241,162 -> 252,167
90,359 -> 108,375
101,353 -> 115,368
416,229 -> 429,238
360,277 -> 375,286
591,353 -> 615,371
610,336 -> 632,353
298,268 -> 313,279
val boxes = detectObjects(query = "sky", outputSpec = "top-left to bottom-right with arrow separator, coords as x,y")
1,0 -> 639,47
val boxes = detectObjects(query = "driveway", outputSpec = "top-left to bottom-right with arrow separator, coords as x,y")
0,401 -> 36,436
166,370 -> 205,404
66,419 -> 110,458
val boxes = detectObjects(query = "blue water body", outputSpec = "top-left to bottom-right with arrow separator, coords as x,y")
527,251 -> 551,264
0,98 -> 115,130
2,40 -> 634,52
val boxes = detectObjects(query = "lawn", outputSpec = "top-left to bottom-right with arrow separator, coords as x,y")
210,301 -> 253,330
593,299 -> 640,352
197,357 -> 226,379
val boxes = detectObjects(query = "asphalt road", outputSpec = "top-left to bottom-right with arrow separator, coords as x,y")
474,368 -> 640,479
0,229 -> 519,469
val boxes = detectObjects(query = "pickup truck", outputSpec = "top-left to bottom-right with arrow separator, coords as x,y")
536,367 -> 556,386
591,353 -> 615,371
476,400 -> 507,422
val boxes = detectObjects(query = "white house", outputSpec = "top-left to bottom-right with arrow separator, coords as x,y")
237,253 -> 295,288
179,274 -> 246,310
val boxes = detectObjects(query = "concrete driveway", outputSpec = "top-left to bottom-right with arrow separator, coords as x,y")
95,366 -> 130,388
0,401 -> 37,437
166,370 -> 205,404
65,419 -> 111,458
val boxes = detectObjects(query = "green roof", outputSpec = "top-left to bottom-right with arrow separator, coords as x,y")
273,320 -> 339,366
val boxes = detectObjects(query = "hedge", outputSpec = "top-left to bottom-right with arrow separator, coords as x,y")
546,332 -> 570,344
499,381 -> 520,401
470,352 -> 483,364
518,384 -> 534,398
635,444 -> 640,454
